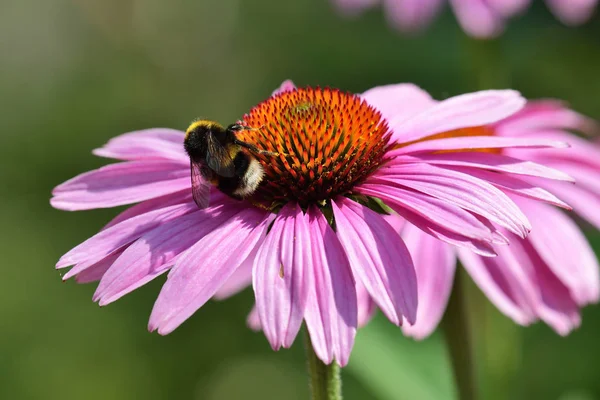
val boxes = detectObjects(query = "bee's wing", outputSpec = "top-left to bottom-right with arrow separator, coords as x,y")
190,160 -> 212,209
205,132 -> 236,177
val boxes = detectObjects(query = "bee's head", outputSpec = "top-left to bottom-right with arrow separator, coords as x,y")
184,120 -> 219,159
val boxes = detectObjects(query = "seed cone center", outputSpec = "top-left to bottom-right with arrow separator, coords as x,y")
238,87 -> 391,208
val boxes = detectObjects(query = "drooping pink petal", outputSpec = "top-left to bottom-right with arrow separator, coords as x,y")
70,250 -> 124,283
361,83 -> 436,129
332,197 -> 417,325
517,200 -> 600,305
56,202 -> 197,268
382,0 -> 444,32
357,182 -> 502,244
546,162 -> 600,195
507,131 -> 600,171
304,206 -> 357,366
371,163 -> 531,237
495,100 -> 597,136
458,248 -> 537,325
502,237 -> 582,335
148,208 -> 273,335
356,280 -> 376,327
51,161 -> 190,210
541,180 -> 600,230
401,223 -> 456,339
388,136 -> 568,158
389,90 -> 525,144
94,204 -> 243,305
212,242 -> 258,300
247,306 -> 262,332
447,167 -> 570,209
545,0 -> 598,25
399,205 -> 498,255
252,204 -> 311,350
92,128 -> 188,163
399,152 -> 574,182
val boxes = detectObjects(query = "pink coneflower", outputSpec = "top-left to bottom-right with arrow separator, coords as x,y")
353,86 -> 600,338
53,80 -> 570,365
332,0 -> 598,38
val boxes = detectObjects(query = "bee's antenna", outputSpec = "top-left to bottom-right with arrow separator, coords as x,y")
239,124 -> 266,132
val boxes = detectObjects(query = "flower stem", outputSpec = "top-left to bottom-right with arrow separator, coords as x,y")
442,268 -> 478,400
304,329 -> 342,400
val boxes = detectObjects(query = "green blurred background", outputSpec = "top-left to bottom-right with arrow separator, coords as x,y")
1,0 -> 599,399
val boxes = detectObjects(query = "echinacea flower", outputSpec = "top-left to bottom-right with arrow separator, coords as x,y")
53,80 -> 570,365
332,0 -> 598,38
353,86 -> 600,338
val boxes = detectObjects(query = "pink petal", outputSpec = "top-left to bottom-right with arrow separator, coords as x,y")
56,202 -> 197,268
247,306 -> 262,332
518,200 -> 600,305
94,204 -> 242,305
382,0 -> 444,32
361,83 -> 436,129
547,162 -> 600,195
70,250 -> 124,283
447,167 -> 570,209
357,182 -> 501,244
398,152 -> 574,181
545,0 -> 598,25
51,161 -> 190,210
495,100 -> 597,136
102,189 -> 192,230
212,242 -> 258,300
332,197 -> 417,325
449,0 -> 505,38
541,180 -> 600,230
507,131 -> 600,171
458,248 -> 537,325
148,208 -> 273,335
381,213 -> 406,233
356,280 -> 376,327
401,223 -> 456,339
252,204 -> 311,350
388,136 -> 568,158
92,128 -> 187,163
271,80 -> 297,96
372,163 -> 531,237
502,237 -> 581,335
389,90 -> 524,144
304,206 -> 357,366
393,205 -> 498,256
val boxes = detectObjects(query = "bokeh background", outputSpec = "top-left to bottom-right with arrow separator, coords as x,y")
2,0 -> 600,399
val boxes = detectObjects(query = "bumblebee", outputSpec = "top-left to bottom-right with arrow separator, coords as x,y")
183,119 -> 275,208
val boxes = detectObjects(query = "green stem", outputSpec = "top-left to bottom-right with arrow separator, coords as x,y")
304,329 -> 342,400
442,268 -> 478,400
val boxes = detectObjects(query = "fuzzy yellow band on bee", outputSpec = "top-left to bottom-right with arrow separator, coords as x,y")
185,119 -> 225,139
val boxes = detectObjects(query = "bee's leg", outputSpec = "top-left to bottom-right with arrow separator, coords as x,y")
234,139 -> 283,157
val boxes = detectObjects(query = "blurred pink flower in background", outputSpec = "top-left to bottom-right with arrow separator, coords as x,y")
356,85 -> 600,338
53,80 -> 577,365
332,0 -> 598,38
